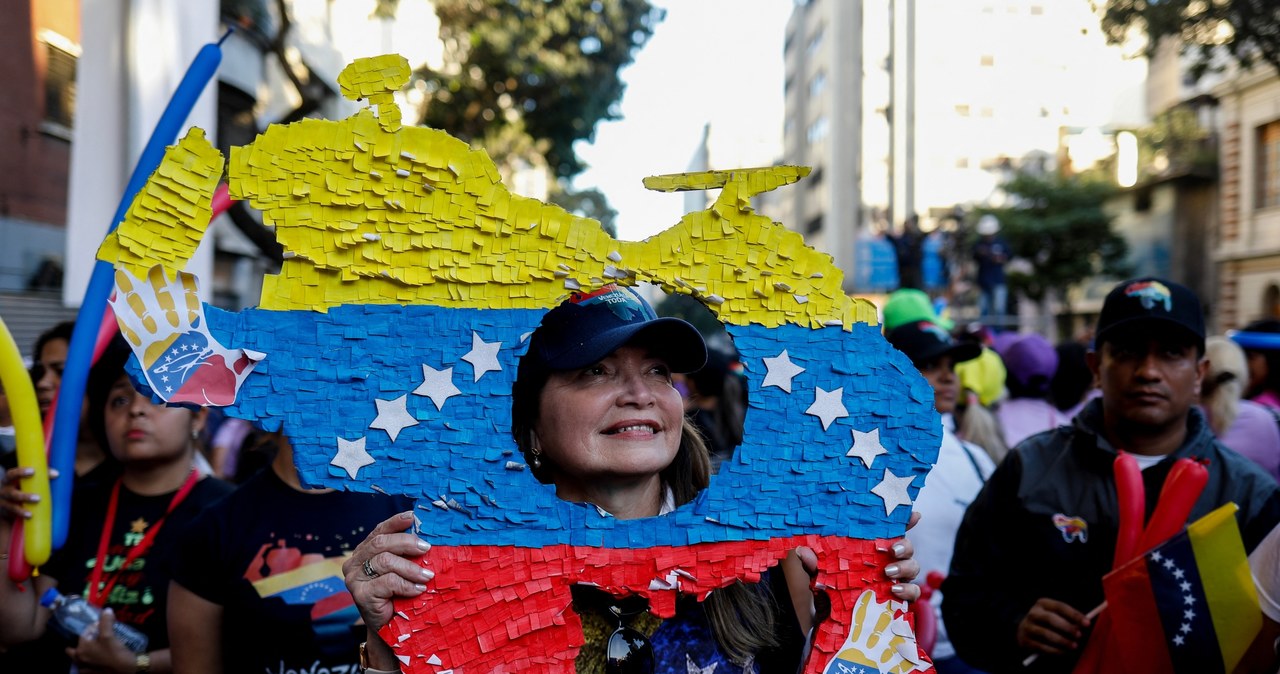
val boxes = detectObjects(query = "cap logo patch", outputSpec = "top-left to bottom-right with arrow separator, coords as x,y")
568,284 -> 641,322
1124,281 -> 1172,312
1052,513 -> 1088,543
917,322 -> 951,343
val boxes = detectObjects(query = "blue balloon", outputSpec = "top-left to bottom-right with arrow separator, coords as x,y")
48,37 -> 225,550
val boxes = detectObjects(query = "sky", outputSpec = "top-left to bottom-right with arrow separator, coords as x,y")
572,0 -> 792,242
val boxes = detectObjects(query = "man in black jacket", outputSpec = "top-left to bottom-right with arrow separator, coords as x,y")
942,277 -> 1280,673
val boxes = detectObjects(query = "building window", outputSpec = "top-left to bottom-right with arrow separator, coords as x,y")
1031,5 -> 1044,15
980,106 -> 994,118
980,54 -> 995,67
42,34 -> 79,132
1259,120 -> 1280,209
809,71 -> 826,98
1265,283 -> 1280,318
956,157 -> 970,168
805,215 -> 823,235
806,27 -> 824,57
806,116 -> 829,146
955,104 -> 971,117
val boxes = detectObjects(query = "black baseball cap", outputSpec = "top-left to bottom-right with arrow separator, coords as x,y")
1094,277 -> 1205,350
524,285 -> 707,372
886,321 -> 981,367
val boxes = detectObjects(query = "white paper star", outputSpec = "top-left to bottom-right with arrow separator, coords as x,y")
848,427 -> 888,468
761,350 -> 805,392
805,386 -> 848,430
413,365 -> 461,411
370,395 -> 418,442
462,332 -> 503,382
332,436 -> 374,479
686,654 -> 719,674
871,468 -> 915,515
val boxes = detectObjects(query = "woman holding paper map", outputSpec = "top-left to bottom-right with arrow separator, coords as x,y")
344,285 -> 921,674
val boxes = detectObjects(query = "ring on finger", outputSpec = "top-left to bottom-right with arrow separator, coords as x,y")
362,558 -> 380,579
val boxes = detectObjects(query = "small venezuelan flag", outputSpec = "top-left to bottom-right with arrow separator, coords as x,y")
1101,503 -> 1262,673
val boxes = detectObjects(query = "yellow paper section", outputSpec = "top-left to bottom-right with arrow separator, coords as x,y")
107,54 -> 880,330
96,128 -> 224,277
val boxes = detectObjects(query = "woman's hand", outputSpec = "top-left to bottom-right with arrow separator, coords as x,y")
793,511 -> 923,602
1,466 -> 56,521
342,511 -> 434,671
66,609 -> 138,674
342,511 -> 434,631
882,510 -> 923,600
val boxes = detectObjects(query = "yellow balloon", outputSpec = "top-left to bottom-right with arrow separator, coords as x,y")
0,316 -> 50,566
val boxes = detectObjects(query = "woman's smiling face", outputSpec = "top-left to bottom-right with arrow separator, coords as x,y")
533,345 -> 684,488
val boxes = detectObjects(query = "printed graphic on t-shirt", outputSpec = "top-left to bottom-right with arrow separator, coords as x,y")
80,517 -> 159,629
244,535 -> 363,655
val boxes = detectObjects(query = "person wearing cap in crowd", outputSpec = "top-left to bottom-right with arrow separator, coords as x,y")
996,334 -> 1072,449
1235,318 -> 1280,410
971,215 -> 1010,323
882,295 -> 1006,464
943,277 -> 1280,673
886,321 -> 993,674
343,285 -> 921,674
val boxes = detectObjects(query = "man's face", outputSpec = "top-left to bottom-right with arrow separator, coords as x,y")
1087,328 -> 1206,435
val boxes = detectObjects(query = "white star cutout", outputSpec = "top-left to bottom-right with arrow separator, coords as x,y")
462,332 -> 502,382
1184,608 -> 1195,621
805,386 -> 848,431
761,350 -> 805,392
1151,552 -> 1164,563
686,654 -> 718,674
1183,594 -> 1195,606
871,468 -> 915,515
413,365 -> 461,410
332,436 -> 374,479
1164,558 -> 1176,570
1173,634 -> 1184,646
1179,580 -> 1192,592
370,395 -> 418,442
1172,567 -> 1185,579
1180,622 -> 1191,634
847,427 -> 887,468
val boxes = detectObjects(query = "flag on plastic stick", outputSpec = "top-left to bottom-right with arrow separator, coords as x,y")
1100,503 -> 1261,674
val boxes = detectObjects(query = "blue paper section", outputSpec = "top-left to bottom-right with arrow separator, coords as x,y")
137,304 -> 941,548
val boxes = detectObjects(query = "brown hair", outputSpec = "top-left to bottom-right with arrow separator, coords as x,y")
511,356 -> 779,664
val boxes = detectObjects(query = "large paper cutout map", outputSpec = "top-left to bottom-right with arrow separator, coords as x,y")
100,55 -> 942,673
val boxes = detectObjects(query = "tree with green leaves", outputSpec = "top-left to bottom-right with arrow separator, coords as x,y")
415,0 -> 664,180
981,171 -> 1132,318
1094,0 -> 1280,80
549,186 -> 618,237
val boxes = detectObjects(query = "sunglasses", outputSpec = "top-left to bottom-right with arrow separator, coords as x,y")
605,605 -> 654,674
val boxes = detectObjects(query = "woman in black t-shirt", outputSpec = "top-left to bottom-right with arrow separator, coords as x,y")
0,337 -> 231,674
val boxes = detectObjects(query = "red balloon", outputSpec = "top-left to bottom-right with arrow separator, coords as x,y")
1136,458 -> 1208,553
1111,452 -> 1143,569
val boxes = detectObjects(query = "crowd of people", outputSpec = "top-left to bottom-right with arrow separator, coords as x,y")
0,275 -> 1278,673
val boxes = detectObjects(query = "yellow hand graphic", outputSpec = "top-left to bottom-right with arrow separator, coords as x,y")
828,591 -> 928,674
109,265 -> 262,406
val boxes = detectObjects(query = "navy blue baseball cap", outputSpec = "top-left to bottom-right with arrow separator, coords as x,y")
1095,277 -> 1205,350
525,285 -> 707,372
886,321 -> 982,367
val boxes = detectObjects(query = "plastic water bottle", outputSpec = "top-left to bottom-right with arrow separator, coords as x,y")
39,588 -> 149,653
